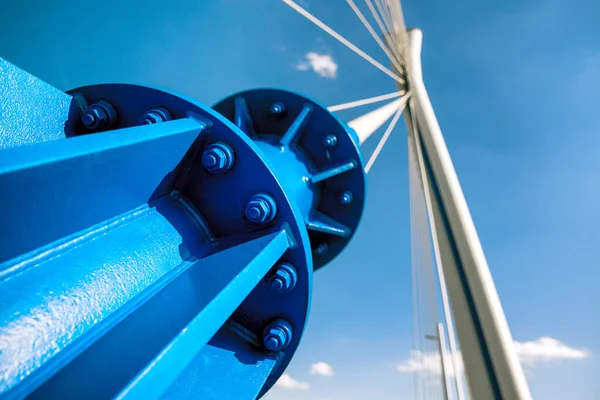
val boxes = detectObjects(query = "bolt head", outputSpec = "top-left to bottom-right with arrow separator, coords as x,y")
140,112 -> 162,125
340,190 -> 353,205
265,336 -> 280,350
268,268 -> 292,292
82,107 -> 108,130
324,134 -> 338,148
262,319 -> 293,352
139,108 -> 172,125
270,102 -> 286,117
315,242 -> 328,255
264,327 -> 287,351
81,113 -> 96,127
245,199 -> 270,223
245,193 -> 276,224
202,143 -> 234,174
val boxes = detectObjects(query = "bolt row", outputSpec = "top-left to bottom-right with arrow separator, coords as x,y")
198,128 -> 295,353
81,100 -> 173,131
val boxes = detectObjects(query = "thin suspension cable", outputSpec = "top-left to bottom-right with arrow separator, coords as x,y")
345,0 -> 406,82
388,0 -> 411,75
413,147 -> 440,398
364,0 -> 404,66
281,0 -> 405,85
408,152 -> 418,399
408,101 -> 465,400
374,0 -> 395,39
379,0 -> 406,66
364,105 -> 402,173
409,145 -> 424,399
327,91 -> 403,112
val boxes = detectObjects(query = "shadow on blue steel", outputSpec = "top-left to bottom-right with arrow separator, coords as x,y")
0,59 -> 336,400
213,89 -> 367,270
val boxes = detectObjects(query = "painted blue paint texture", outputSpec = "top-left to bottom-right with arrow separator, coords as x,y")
0,58 -> 365,398
0,59 -> 74,149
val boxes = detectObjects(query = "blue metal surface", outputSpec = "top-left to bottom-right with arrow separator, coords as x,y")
0,59 -> 75,149
0,58 -> 366,399
213,89 -> 368,270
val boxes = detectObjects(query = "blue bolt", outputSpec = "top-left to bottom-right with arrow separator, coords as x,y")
202,142 -> 234,174
267,263 -> 297,293
139,107 -> 172,125
324,134 -> 338,148
245,193 -> 277,224
263,318 -> 293,351
81,112 -> 96,127
270,102 -> 286,117
340,190 -> 353,205
315,242 -> 328,255
81,100 -> 117,131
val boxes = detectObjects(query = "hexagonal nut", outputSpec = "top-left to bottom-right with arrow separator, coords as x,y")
267,263 -> 297,293
202,143 -> 234,174
262,319 -> 293,352
82,107 -> 108,130
245,198 -> 269,222
140,112 -> 163,125
139,108 -> 172,125
264,328 -> 287,351
269,269 -> 292,291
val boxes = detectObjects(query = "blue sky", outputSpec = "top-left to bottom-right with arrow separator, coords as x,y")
2,0 -> 599,398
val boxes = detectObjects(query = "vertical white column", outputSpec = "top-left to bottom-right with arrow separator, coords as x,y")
406,28 -> 532,400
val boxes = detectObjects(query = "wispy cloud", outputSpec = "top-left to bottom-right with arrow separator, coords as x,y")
310,361 -> 335,377
397,337 -> 590,375
294,52 -> 338,78
274,373 -> 309,390
515,337 -> 590,366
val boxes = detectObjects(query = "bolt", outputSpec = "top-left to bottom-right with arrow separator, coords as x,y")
340,190 -> 353,205
139,107 -> 172,125
266,263 -> 297,293
202,142 -> 234,174
245,193 -> 277,224
324,134 -> 338,148
81,100 -> 117,131
315,242 -> 328,255
270,102 -> 286,117
263,318 -> 293,351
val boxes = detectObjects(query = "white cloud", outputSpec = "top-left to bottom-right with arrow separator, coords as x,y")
397,351 -> 461,376
396,337 -> 589,375
274,373 -> 309,390
310,361 -> 335,377
294,52 -> 338,78
514,337 -> 590,366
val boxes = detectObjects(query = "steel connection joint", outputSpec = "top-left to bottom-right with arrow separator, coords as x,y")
266,263 -> 297,293
81,100 -> 118,131
263,318 -> 293,352
245,193 -> 277,224
201,142 -> 234,174
139,107 -> 172,125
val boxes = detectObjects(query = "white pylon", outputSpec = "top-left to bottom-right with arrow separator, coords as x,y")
347,94 -> 408,144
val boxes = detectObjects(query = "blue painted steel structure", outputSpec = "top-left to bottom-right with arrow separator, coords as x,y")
0,58 -> 366,399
